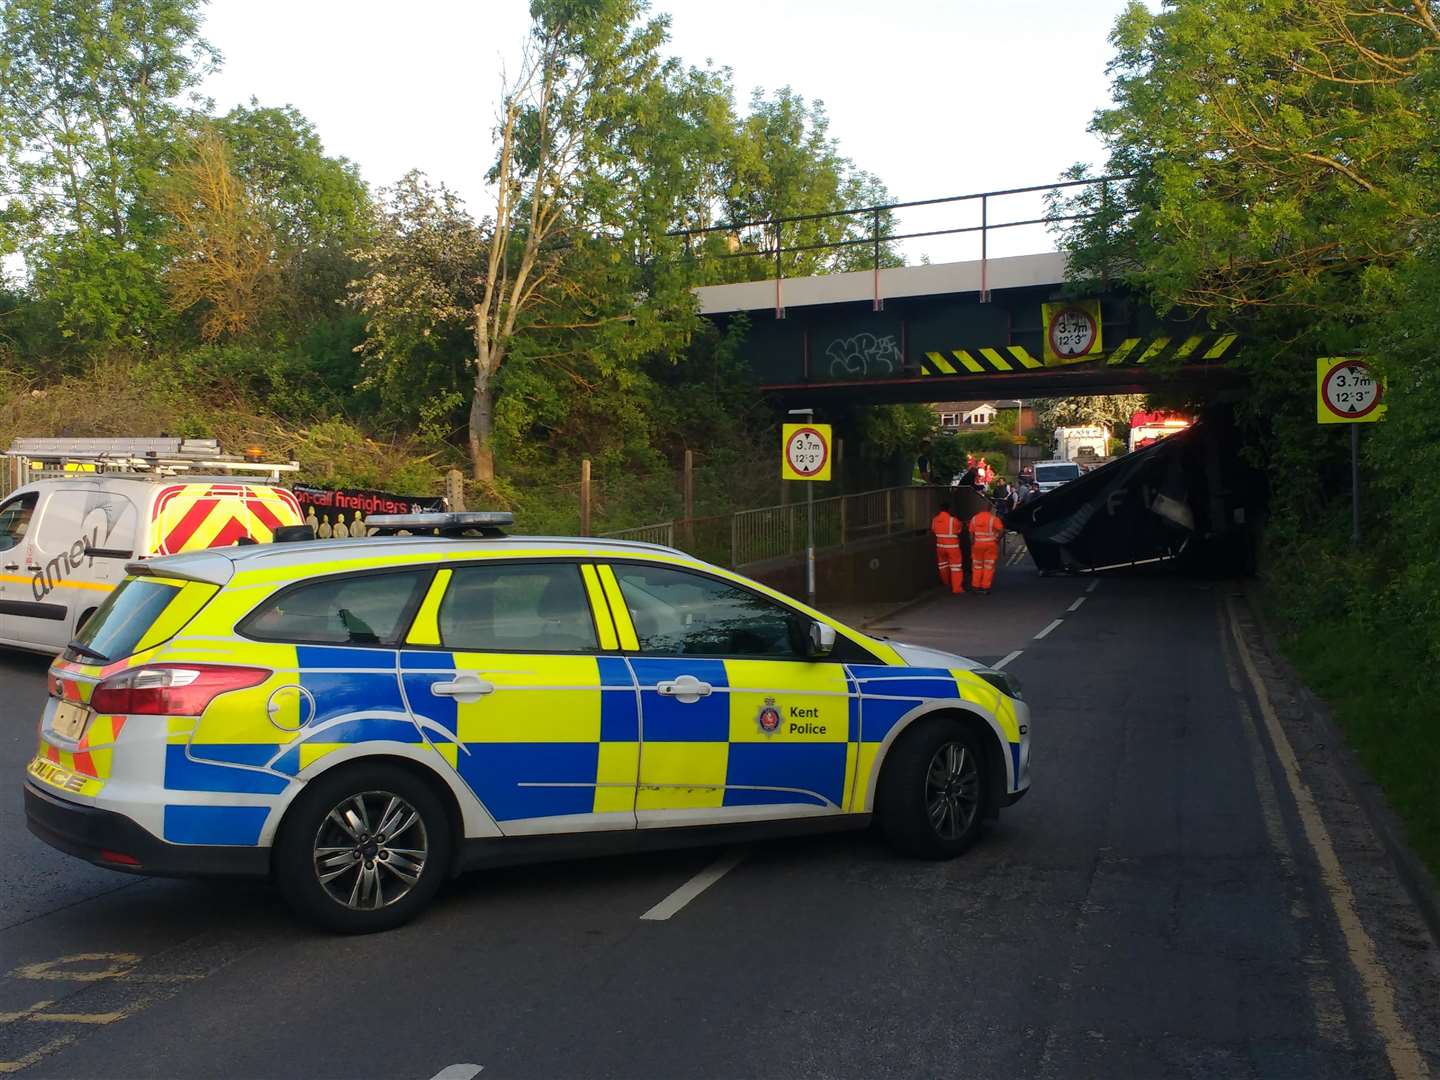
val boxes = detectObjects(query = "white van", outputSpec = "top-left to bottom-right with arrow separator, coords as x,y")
0,469 -> 302,654
1033,460 -> 1083,494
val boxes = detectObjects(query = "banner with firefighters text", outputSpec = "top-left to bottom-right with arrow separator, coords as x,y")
291,485 -> 445,539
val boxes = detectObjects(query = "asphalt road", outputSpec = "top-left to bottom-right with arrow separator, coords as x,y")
2,558 -> 1438,1079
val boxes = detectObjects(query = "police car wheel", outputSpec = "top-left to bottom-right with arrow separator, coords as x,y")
275,765 -> 451,933
878,718 -> 987,859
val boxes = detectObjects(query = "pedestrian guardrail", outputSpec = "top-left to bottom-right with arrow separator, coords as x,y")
598,485 -> 947,569
598,520 -> 675,547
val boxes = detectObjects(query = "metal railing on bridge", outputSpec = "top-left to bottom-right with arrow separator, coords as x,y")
670,175 -> 1129,311
600,485 -> 948,569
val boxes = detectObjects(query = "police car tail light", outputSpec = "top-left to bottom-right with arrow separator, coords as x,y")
90,665 -> 270,716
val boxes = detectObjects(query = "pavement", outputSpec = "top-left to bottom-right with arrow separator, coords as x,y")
2,554 -> 1438,1079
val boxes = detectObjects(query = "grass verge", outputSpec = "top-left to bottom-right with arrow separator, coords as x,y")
1276,615 -> 1440,883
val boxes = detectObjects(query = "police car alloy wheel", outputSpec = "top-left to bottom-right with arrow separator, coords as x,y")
877,718 -> 990,859
275,765 -> 452,934
311,790 -> 430,911
924,740 -> 981,842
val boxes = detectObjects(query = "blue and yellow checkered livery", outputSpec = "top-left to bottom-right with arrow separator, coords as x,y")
30,545 -> 1029,857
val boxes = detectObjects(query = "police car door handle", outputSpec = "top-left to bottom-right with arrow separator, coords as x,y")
656,675 -> 712,703
2,563 -> 17,571
431,675 -> 495,704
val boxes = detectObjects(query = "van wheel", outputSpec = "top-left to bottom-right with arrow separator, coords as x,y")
877,718 -> 988,860
275,764 -> 451,934
76,608 -> 97,632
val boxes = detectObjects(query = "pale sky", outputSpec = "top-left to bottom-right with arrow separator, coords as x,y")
197,0 -> 1141,264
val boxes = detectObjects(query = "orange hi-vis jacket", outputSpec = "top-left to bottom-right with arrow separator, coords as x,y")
931,510 -> 961,545
969,509 -> 1003,544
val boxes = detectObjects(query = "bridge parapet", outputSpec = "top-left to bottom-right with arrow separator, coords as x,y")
678,179 -> 1243,403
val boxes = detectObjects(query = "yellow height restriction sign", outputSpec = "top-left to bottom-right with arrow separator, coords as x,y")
1316,357 -> 1386,424
1042,299 -> 1103,364
781,423 -> 832,481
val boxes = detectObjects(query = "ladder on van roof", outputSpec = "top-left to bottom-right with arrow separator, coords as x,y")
4,437 -> 300,492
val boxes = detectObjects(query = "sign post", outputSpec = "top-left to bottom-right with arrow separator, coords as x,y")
1316,357 -> 1386,545
782,412 -> 832,605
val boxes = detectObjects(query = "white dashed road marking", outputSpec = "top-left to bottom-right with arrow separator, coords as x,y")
1067,596 -> 1086,613
1033,619 -> 1063,640
994,650 -> 1023,670
1086,579 -> 1100,593
641,849 -> 746,921
428,1065 -> 483,1080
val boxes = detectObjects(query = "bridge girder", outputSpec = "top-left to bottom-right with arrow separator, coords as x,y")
758,362 -> 1246,406
699,254 -> 1243,406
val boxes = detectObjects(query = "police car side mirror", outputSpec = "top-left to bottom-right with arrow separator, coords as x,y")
806,620 -> 835,659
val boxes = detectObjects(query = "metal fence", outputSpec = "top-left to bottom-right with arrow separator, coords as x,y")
670,175 -> 1127,308
597,520 -> 675,547
598,485 -> 947,569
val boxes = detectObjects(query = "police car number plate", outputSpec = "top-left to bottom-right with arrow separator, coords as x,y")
52,700 -> 90,741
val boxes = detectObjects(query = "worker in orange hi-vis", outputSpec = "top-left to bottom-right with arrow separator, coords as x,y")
930,501 -> 962,592
968,503 -> 1005,594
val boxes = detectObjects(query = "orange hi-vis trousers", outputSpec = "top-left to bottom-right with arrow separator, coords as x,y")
936,539 -> 961,587
932,511 -> 961,591
969,510 -> 1003,591
971,542 -> 998,590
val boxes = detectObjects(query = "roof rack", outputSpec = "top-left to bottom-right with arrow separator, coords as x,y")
365,511 -> 514,538
7,437 -> 299,482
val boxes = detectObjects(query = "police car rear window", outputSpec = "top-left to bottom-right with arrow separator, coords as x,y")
71,578 -> 181,661
242,570 -> 427,646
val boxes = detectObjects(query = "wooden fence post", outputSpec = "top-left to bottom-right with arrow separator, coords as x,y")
682,449 -> 694,548
580,459 -> 592,536
444,469 -> 466,512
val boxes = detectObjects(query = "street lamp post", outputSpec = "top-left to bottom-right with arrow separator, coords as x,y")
1015,398 -> 1024,482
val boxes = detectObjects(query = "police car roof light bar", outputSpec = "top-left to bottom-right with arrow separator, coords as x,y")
365,511 -> 514,538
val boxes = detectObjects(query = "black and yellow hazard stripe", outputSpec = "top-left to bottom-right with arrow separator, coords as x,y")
1106,331 -> 1237,366
921,346 -> 1043,375
920,332 -> 1238,376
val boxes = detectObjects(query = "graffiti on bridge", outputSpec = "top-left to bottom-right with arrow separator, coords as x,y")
824,332 -> 902,377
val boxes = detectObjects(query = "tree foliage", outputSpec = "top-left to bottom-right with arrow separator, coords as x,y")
1053,0 -> 1440,322
0,0 -> 901,527
714,88 -> 900,279
0,0 -> 217,345
1034,395 -> 1147,432
159,129 -> 278,340
1056,0 -> 1440,669
349,172 -> 483,426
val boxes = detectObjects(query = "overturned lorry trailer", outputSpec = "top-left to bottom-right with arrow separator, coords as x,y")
1005,409 -> 1266,577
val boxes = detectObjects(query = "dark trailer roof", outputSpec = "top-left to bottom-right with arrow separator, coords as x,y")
1005,410 -> 1265,576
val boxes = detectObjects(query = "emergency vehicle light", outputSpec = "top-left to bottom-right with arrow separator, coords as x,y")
365,512 -> 514,537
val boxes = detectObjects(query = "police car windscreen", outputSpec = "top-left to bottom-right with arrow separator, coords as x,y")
70,578 -> 181,661
1035,464 -> 1081,483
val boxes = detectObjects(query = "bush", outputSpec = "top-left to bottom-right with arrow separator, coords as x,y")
0,358 -> 447,495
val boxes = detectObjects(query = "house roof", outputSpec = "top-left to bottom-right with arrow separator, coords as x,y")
930,399 -> 1024,413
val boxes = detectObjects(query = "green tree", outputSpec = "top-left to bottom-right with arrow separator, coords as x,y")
209,103 -> 372,336
1034,395 -> 1146,432
212,103 -> 371,252
0,0 -> 218,346
1051,0 -> 1440,321
348,172 -> 481,428
712,88 -> 898,280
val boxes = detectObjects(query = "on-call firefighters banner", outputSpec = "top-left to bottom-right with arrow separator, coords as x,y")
291,485 -> 445,538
